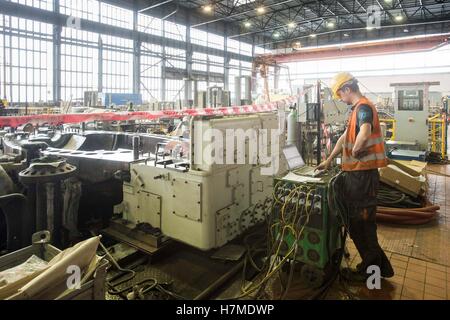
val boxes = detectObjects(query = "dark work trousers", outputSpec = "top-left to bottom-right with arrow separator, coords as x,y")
342,169 -> 393,275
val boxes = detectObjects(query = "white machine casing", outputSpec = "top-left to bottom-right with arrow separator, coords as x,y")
116,112 -> 287,250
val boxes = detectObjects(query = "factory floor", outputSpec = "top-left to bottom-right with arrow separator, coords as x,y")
326,163 -> 450,300
214,164 -> 450,300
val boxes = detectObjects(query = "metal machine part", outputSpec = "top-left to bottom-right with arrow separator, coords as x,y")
18,156 -> 78,247
114,112 -> 286,250
234,76 -> 252,106
206,86 -> 230,108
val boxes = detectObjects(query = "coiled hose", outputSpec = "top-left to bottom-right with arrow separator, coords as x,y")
374,183 -> 439,225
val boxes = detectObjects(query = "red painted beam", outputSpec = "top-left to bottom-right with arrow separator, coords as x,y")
0,100 -> 295,128
257,34 -> 450,64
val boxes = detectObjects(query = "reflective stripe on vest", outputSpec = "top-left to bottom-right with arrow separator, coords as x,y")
343,136 -> 384,149
343,152 -> 387,163
342,97 -> 388,172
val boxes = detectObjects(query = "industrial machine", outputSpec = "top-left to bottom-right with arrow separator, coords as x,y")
272,146 -> 344,287
293,84 -> 347,166
196,87 -> 230,108
100,93 -> 143,108
113,112 -> 286,251
391,82 -> 439,148
234,76 -> 252,106
0,110 -> 286,252
84,91 -> 100,107
206,86 -> 230,108
196,91 -> 207,108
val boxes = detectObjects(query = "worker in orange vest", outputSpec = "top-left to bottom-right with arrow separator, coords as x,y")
316,72 -> 394,281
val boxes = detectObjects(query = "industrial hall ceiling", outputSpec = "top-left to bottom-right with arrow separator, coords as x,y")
173,0 -> 450,48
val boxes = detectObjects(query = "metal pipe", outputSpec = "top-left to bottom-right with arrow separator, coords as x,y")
193,259 -> 244,300
316,81 -> 321,166
26,184 -> 37,236
133,136 -> 140,161
35,183 -> 46,231
138,0 -> 173,13
53,181 -> 62,246
46,183 -> 54,237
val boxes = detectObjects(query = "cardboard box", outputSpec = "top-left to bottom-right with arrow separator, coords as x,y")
379,164 -> 426,197
388,159 -> 426,177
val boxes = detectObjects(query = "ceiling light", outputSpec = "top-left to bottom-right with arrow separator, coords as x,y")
384,0 -> 393,3
366,26 -> 374,31
343,33 -> 349,37
287,22 -> 296,29
326,20 -> 335,28
403,28 -> 409,33
310,34 -> 316,38
395,14 -> 404,22
203,5 -> 212,13
294,41 -> 301,48
244,21 -> 252,28
256,6 -> 266,14
273,32 -> 280,38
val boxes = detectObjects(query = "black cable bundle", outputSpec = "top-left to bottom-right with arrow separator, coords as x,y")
425,151 -> 448,164
377,183 -> 421,208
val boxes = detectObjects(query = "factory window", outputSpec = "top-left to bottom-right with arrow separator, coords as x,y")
60,0 -> 100,22
100,2 -> 133,30
209,54 -> 224,74
166,79 -> 184,102
197,81 -> 207,92
240,42 -> 253,56
101,35 -> 133,93
208,32 -> 224,50
61,28 -> 99,102
166,47 -> 186,70
255,46 -> 270,55
229,66 -> 241,102
241,61 -> 253,76
227,38 -> 253,56
164,21 -> 186,42
8,0 -> 53,10
227,38 -> 240,54
190,28 -> 208,47
141,43 -> 162,102
192,52 -> 207,72
138,14 -> 163,36
191,28 -> 224,50
209,81 -> 224,88
0,15 -> 53,103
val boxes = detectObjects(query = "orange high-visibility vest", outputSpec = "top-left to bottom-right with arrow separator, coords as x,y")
342,97 -> 388,171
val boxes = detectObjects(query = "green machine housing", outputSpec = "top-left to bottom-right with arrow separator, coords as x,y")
273,176 -> 342,272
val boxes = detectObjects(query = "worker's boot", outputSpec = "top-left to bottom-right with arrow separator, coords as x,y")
340,267 -> 369,283
380,253 -> 394,278
355,252 -> 394,278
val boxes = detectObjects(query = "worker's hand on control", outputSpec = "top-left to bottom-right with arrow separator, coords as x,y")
316,159 -> 331,171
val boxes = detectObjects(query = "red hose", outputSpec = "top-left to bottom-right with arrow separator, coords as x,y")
377,205 -> 440,212
376,205 -> 440,225
376,209 -> 437,218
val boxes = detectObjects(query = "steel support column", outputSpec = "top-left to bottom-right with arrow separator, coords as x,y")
52,0 -> 61,105
133,8 -> 141,95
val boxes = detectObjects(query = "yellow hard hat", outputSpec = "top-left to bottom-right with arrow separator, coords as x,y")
330,72 -> 355,100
